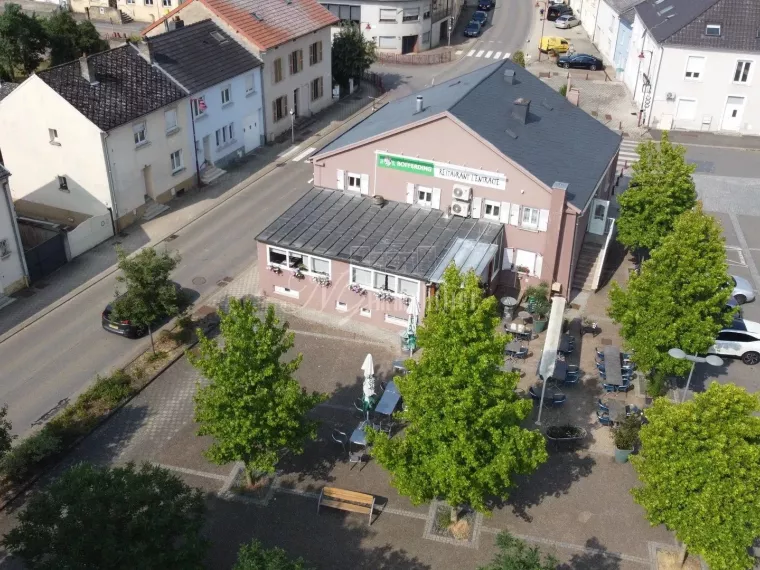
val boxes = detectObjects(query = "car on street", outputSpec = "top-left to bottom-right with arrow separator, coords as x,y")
547,4 -> 572,20
539,36 -> 570,53
554,14 -> 580,28
470,10 -> 488,26
464,21 -> 483,37
101,282 -> 186,338
708,317 -> 760,365
557,53 -> 604,70
478,0 -> 495,11
730,274 -> 756,304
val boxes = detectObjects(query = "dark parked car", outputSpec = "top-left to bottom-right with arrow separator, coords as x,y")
547,4 -> 572,21
470,10 -> 488,26
478,0 -> 495,11
557,53 -> 603,70
464,21 -> 482,37
102,282 -> 186,338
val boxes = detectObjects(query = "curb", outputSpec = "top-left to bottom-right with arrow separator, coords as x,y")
0,94 -> 386,346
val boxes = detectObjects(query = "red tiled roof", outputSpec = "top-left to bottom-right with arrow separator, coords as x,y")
143,0 -> 338,51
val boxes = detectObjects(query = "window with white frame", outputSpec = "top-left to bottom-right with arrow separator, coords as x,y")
336,301 -> 348,312
133,122 -> 147,146
402,7 -> 419,21
352,266 -> 372,287
346,173 -> 362,192
734,60 -> 752,83
164,108 -> 178,133
192,96 -> 206,118
417,186 -> 433,206
170,150 -> 183,173
245,73 -> 256,95
360,307 -> 371,317
398,277 -> 417,297
705,24 -> 721,36
385,314 -> 408,326
48,128 -> 59,144
374,271 -> 396,292
267,247 -> 331,276
379,8 -> 396,21
483,200 -> 501,221
378,36 -> 395,49
221,85 -> 231,105
144,0 -> 153,5
0,238 -> 9,258
309,40 -> 323,65
350,266 -> 420,298
684,56 -> 704,79
126,0 -> 134,4
162,0 -> 171,6
521,206 -> 539,228
215,123 -> 234,147
514,249 -> 537,275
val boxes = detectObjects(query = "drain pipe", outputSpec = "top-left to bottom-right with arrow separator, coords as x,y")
2,177 -> 29,284
101,131 -> 119,234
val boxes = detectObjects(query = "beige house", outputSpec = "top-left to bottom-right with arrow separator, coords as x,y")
0,165 -> 28,301
143,0 -> 338,141
69,0 -> 177,25
0,46 -> 196,232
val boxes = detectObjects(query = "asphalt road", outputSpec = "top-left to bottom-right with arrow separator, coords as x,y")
0,159 -> 313,435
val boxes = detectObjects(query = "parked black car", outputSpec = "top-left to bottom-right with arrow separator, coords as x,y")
101,282 -> 186,338
557,53 -> 603,70
470,10 -> 488,26
464,21 -> 482,37
478,0 -> 495,11
547,4 -> 572,21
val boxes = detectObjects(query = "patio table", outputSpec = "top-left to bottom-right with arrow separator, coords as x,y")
552,359 -> 567,382
375,381 -> 401,416
505,340 -> 522,354
350,422 -> 368,446
603,346 -> 624,386
558,335 -> 571,353
603,399 -> 627,422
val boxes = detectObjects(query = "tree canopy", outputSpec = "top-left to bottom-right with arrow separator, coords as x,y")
331,24 -> 376,91
43,11 -> 107,66
233,540 -> 312,570
0,4 -> 47,79
608,204 -> 733,393
369,265 -> 547,513
631,383 -> 760,570
478,532 -> 558,570
616,132 -> 697,254
2,462 -> 208,569
191,299 -> 326,484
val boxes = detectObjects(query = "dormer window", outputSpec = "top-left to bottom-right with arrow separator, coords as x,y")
705,24 -> 721,37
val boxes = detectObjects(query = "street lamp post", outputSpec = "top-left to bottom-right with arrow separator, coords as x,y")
668,348 -> 723,403
289,108 -> 295,144
537,1 -> 547,62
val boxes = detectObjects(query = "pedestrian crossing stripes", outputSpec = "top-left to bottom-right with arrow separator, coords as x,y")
464,50 -> 510,60
291,146 -> 317,163
618,139 -> 640,171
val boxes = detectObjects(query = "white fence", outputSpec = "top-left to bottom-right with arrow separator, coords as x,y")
67,213 -> 113,259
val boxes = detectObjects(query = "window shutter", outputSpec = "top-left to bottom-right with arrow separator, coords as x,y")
284,94 -> 288,115
502,248 -> 514,270
336,169 -> 345,190
318,41 -> 322,62
360,173 -> 369,195
538,209 -> 549,232
431,187 -> 441,209
298,50 -> 303,71
471,197 -> 482,218
509,203 -> 521,226
271,100 -> 277,121
534,254 -> 543,278
406,183 -> 415,204
500,202 -> 510,223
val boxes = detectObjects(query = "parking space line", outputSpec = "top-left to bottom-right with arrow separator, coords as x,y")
729,213 -> 760,290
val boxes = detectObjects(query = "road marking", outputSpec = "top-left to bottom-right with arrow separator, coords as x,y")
476,50 -> 485,57
485,50 -> 493,58
307,178 -> 314,184
278,145 -> 302,159
618,140 -> 641,170
291,146 -> 316,162
455,50 -> 463,55
467,49 -> 475,56
729,213 -> 760,292
494,51 -> 502,59
503,51 -> 511,59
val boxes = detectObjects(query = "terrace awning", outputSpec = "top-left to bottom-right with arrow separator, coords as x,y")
538,296 -> 567,381
428,238 -> 498,283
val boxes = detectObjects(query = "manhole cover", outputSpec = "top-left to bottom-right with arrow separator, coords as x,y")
601,338 -> 613,346
192,276 -> 207,286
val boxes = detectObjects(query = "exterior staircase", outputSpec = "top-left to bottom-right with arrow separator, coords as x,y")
119,10 -> 134,23
142,198 -> 170,221
200,165 -> 226,185
572,241 -> 604,291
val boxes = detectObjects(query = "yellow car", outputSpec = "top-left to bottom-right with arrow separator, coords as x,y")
539,36 -> 570,54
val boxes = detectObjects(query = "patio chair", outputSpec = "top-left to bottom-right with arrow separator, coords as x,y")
597,399 -> 609,412
564,371 -> 580,385
353,398 -> 368,420
379,381 -> 388,393
528,385 -> 541,401
617,380 -> 634,393
514,347 -> 530,359
602,382 -> 617,393
596,410 -> 613,426
596,363 -> 606,373
595,347 -> 605,360
544,394 -> 567,408
349,449 -> 368,471
331,429 -> 348,454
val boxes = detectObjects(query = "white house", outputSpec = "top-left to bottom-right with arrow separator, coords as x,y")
320,0 -> 461,54
147,20 -> 264,183
143,0 -> 338,142
622,0 -> 760,134
576,0 -> 641,76
0,165 -> 28,299
0,46 -> 196,231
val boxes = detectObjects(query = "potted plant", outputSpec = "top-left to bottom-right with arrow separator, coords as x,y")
524,282 -> 551,333
611,414 -> 641,464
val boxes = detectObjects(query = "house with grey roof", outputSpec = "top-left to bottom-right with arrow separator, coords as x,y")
577,0 -> 643,77
0,164 -> 28,301
0,45 -> 196,234
621,0 -> 760,134
147,19 -> 264,183
259,61 -> 621,317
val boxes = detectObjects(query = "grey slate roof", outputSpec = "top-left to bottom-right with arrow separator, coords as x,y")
0,164 -> 9,179
604,0 -> 644,15
148,19 -> 262,93
634,0 -> 718,43
256,188 -> 503,282
37,45 -> 186,132
657,0 -> 760,51
315,61 -> 620,210
0,82 -> 19,102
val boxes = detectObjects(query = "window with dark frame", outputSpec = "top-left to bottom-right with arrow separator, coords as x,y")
273,58 -> 283,83
310,76 -> 323,101
273,95 -> 288,121
734,60 -> 751,83
309,41 -> 323,65
289,49 -> 303,75
57,175 -> 68,190
705,24 -> 721,36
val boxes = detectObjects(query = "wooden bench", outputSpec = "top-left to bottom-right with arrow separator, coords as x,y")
317,486 -> 376,525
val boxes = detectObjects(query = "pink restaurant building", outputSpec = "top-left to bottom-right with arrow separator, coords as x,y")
256,61 -> 621,331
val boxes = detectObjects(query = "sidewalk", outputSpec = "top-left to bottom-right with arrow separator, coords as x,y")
0,87 -> 384,341
650,129 -> 760,150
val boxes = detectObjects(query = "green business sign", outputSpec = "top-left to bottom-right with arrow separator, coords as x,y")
377,154 -> 434,176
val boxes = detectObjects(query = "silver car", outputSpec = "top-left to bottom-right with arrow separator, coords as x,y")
731,274 -> 756,304
555,15 -> 580,28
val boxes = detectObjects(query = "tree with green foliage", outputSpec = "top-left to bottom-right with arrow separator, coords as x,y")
616,132 -> 697,255
369,265 -> 547,516
2,462 -> 208,569
608,204 -> 733,395
331,24 -> 376,91
43,11 -> 108,66
233,540 -> 312,570
511,50 -> 525,67
0,404 -> 13,458
111,246 -> 181,352
191,299 -> 326,485
0,4 -> 48,79
631,383 -> 760,570
479,532 -> 558,570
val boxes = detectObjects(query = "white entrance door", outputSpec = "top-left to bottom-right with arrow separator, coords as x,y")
721,96 -> 745,131
243,113 -> 260,153
588,199 -> 609,235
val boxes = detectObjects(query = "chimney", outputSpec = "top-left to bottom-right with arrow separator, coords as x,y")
415,95 -> 423,113
511,97 -> 530,124
174,16 -> 184,28
503,69 -> 516,85
79,54 -> 98,86
135,40 -> 152,63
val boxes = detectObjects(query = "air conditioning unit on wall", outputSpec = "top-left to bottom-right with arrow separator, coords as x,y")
666,92 -> 676,101
451,200 -> 471,217
452,184 -> 472,201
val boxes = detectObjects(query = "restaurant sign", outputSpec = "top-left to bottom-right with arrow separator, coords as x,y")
376,152 -> 507,190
